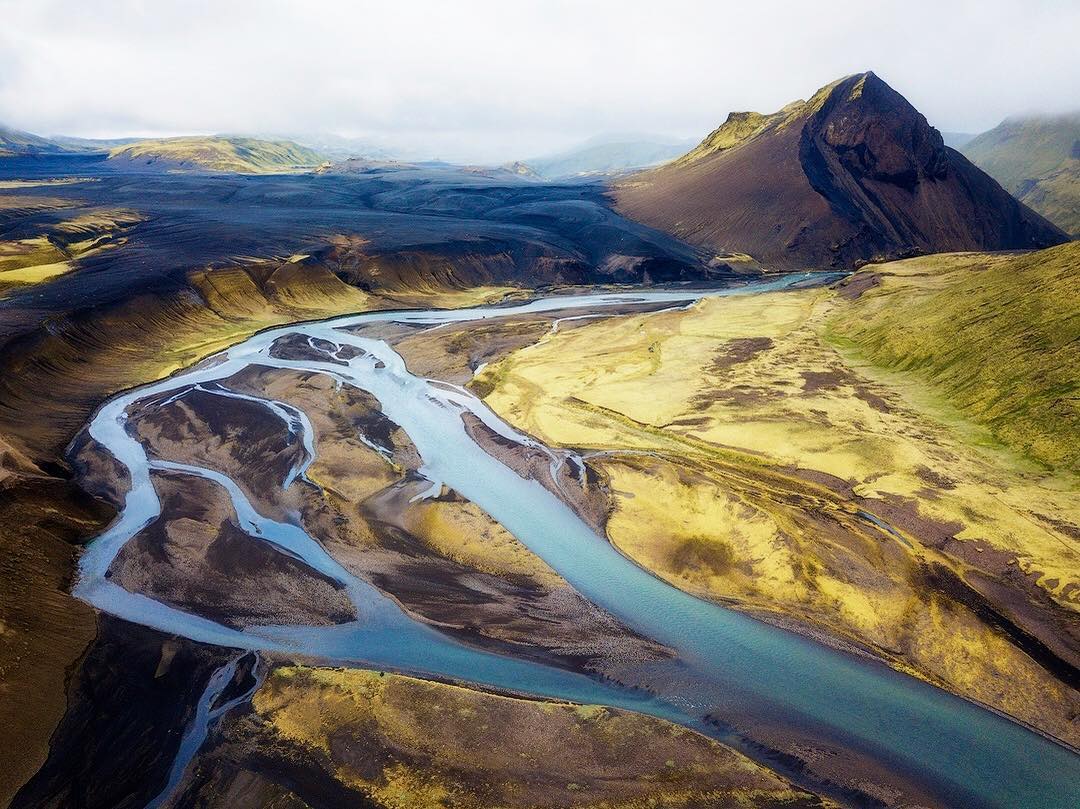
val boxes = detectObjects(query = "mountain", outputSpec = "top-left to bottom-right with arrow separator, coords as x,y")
106,136 -> 325,173
48,135 -> 144,151
0,124 -> 70,156
526,134 -> 695,179
961,113 -> 1080,236
941,131 -> 977,148
280,132 -> 410,162
613,73 -> 1067,269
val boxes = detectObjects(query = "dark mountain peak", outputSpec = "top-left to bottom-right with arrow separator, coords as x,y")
614,72 -> 1067,269
803,71 -> 948,191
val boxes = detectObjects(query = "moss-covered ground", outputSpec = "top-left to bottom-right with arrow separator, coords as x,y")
478,246 -> 1080,744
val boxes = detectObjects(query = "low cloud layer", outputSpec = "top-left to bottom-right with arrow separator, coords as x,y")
1,0 -> 1077,162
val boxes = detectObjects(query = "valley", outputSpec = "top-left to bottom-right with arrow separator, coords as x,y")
0,63 -> 1076,809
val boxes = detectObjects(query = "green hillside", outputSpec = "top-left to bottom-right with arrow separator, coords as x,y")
0,124 -> 68,156
962,114 -> 1080,235
829,242 -> 1080,472
107,136 -> 324,173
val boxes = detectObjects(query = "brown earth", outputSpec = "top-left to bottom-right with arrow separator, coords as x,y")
108,471 -> 357,629
181,360 -> 672,676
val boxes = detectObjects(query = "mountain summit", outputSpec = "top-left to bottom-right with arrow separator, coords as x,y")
614,72 -> 1067,268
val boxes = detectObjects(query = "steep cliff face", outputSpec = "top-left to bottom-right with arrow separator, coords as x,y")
614,73 -> 1067,269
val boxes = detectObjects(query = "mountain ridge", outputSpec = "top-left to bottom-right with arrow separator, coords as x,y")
525,135 -> 695,179
106,136 -> 325,173
0,123 -> 72,156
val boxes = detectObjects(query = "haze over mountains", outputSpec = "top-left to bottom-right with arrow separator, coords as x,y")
0,124 -> 71,157
2,70 -> 1075,270
522,134 -> 697,179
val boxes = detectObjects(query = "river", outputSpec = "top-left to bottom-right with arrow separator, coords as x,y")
73,276 -> 1080,808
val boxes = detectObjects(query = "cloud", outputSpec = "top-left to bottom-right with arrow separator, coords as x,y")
0,0 -> 1077,162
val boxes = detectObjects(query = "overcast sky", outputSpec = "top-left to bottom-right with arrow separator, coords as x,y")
1,0 -> 1077,162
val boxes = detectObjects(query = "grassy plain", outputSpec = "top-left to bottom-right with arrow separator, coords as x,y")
478,248 -> 1080,744
238,665 -> 823,809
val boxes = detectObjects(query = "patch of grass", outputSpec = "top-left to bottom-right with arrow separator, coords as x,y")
478,263 -> 1080,744
251,666 -> 815,809
827,243 -> 1080,473
669,534 -> 737,575
0,208 -> 142,296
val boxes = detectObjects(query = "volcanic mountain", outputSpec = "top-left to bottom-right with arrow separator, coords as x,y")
613,72 -> 1068,269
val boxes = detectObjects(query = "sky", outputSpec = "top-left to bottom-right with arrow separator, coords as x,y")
1,0 -> 1077,163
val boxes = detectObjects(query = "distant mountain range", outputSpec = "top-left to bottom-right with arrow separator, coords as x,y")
0,127 -> 326,173
278,133 -> 412,163
613,72 -> 1067,269
960,113 -> 1080,236
522,134 -> 697,179
0,123 -> 71,156
4,101 -> 1078,242
941,131 -> 977,148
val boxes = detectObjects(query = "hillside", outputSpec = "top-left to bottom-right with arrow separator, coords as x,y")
613,72 -> 1067,269
829,241 -> 1080,472
107,136 -> 324,173
0,124 -> 69,156
961,114 -> 1080,236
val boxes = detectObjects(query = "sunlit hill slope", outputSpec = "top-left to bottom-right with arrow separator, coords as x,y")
107,136 -> 325,173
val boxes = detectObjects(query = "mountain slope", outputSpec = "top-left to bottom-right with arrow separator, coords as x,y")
0,124 -> 70,156
961,114 -> 1080,236
613,73 -> 1067,269
107,136 -> 324,173
830,241 -> 1080,472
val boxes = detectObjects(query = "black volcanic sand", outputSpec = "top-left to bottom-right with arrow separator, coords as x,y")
9,617 -> 237,809
0,155 -> 719,336
0,157 -> 738,805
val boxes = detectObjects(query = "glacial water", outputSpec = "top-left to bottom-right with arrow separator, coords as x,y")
74,276 -> 1080,808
